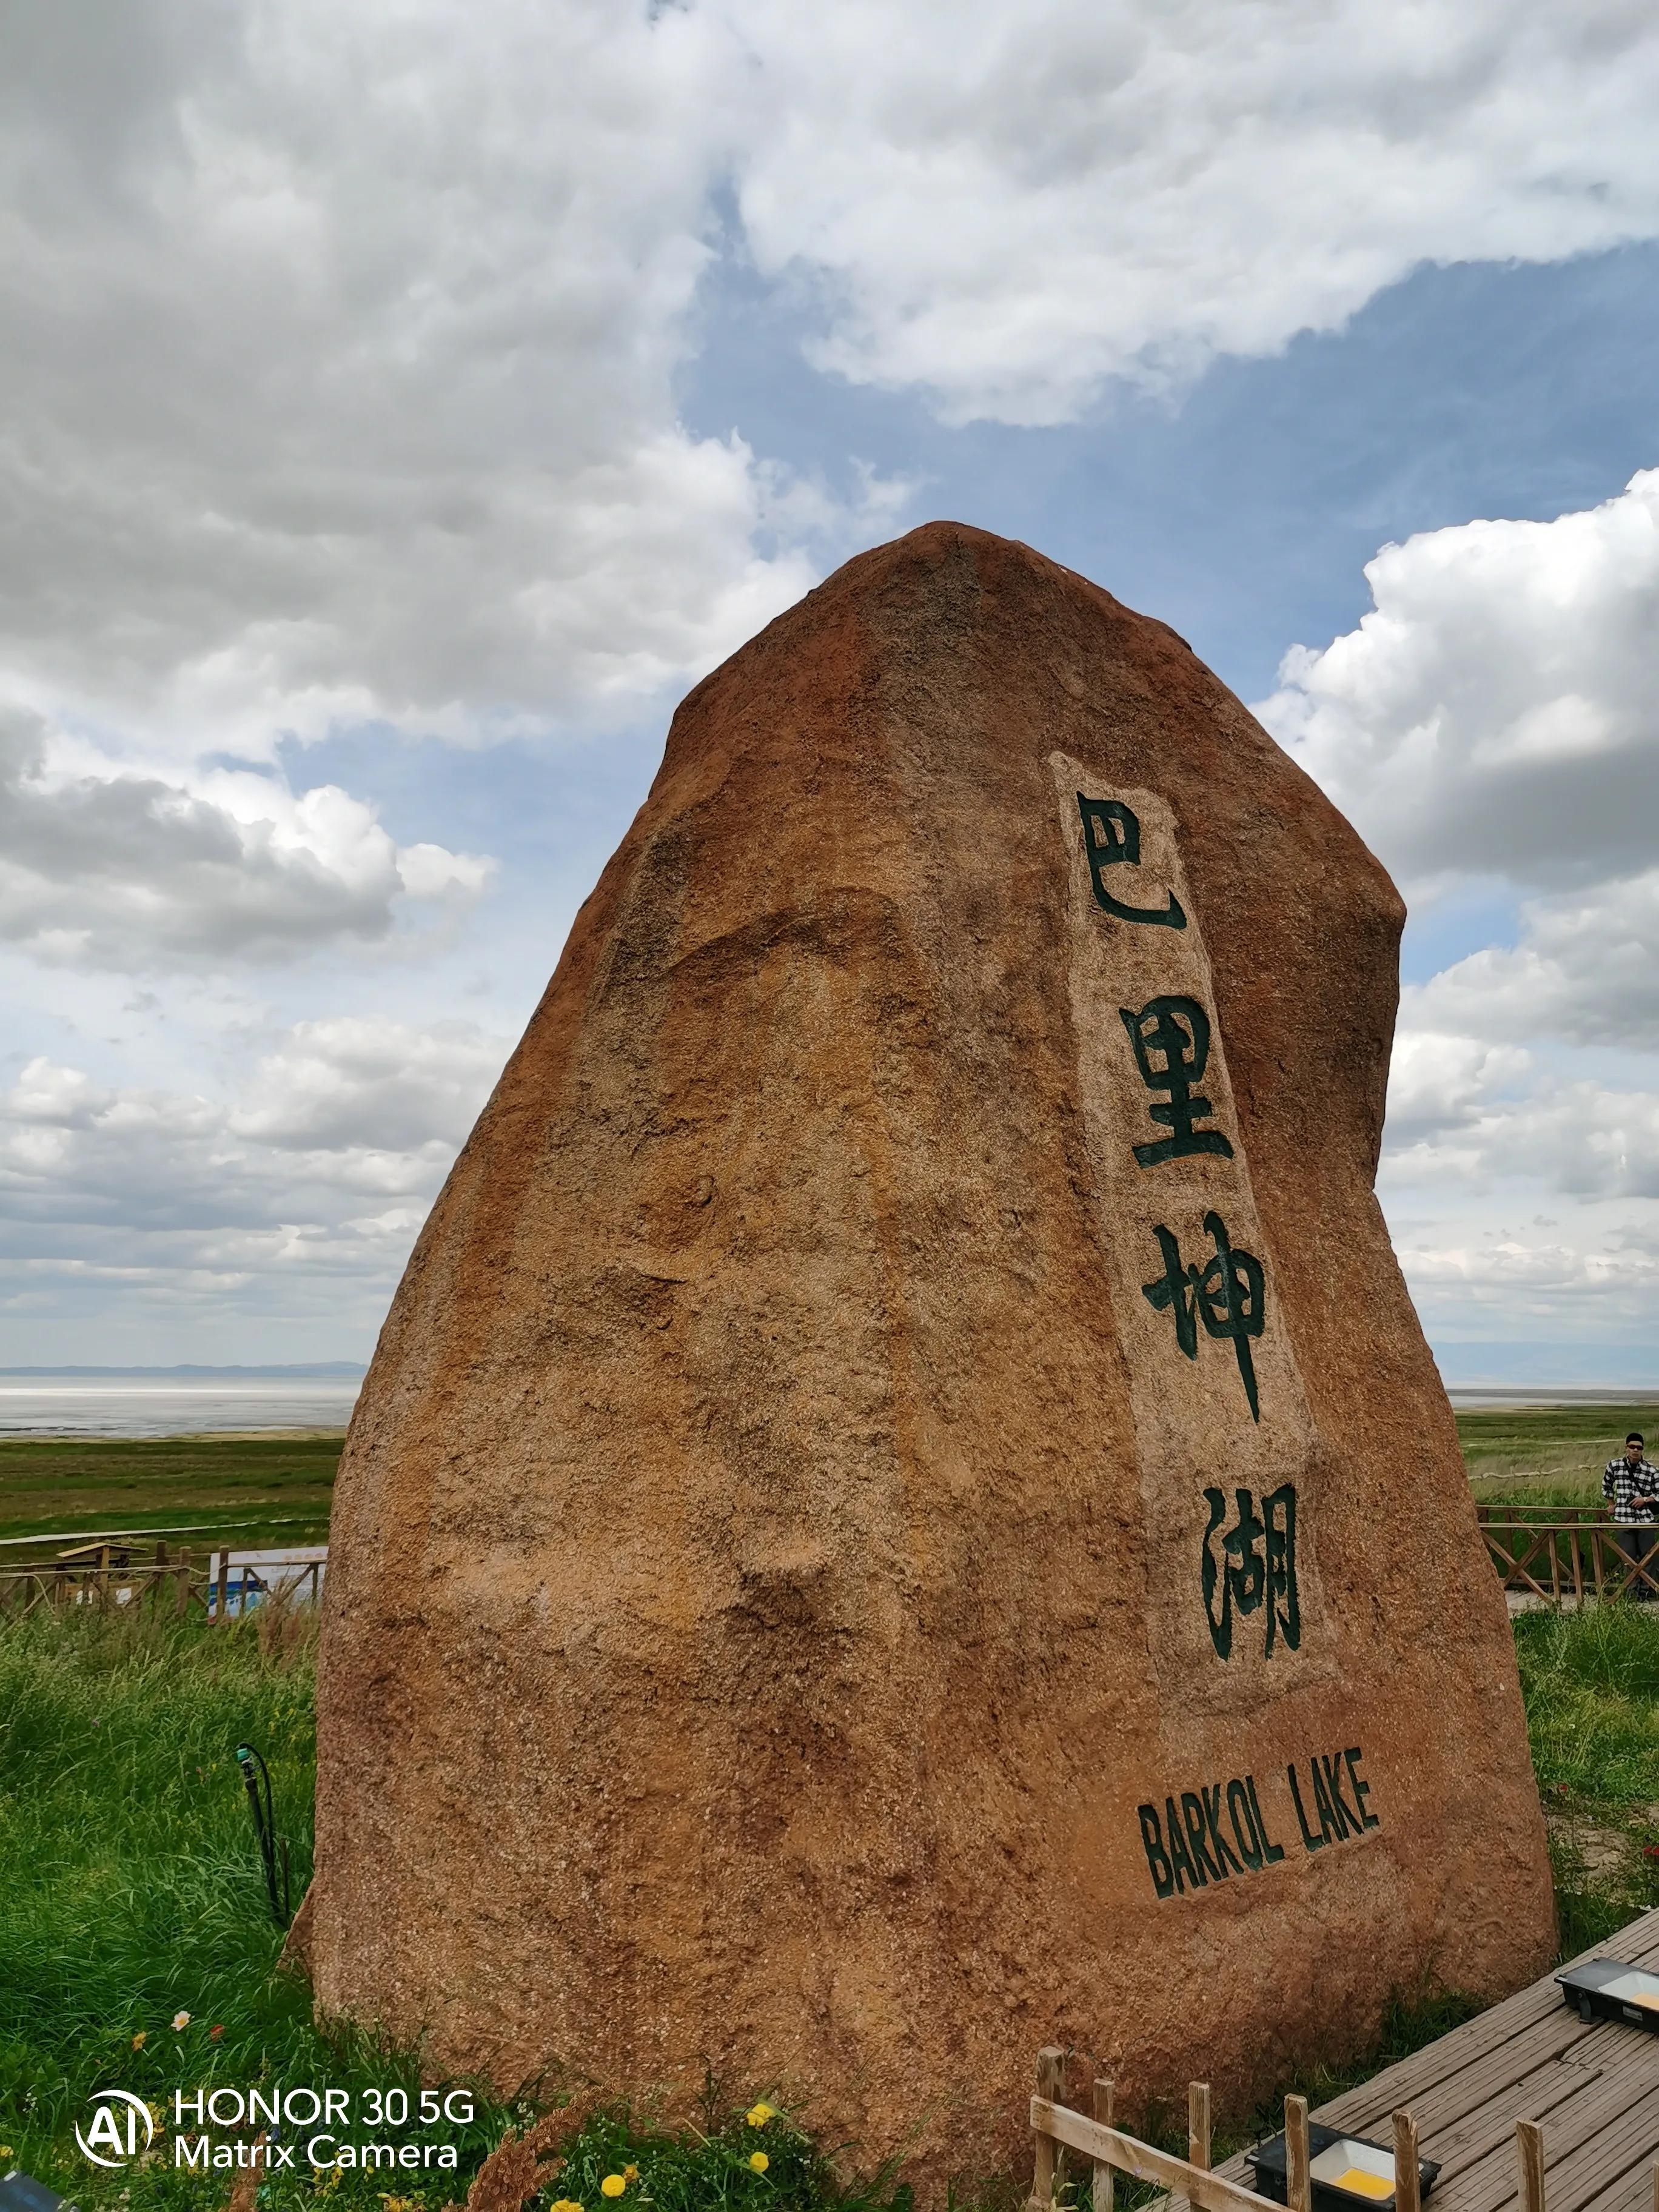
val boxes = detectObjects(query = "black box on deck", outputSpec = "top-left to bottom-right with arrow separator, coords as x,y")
1,2174 -> 78,2212
1557,1957 -> 1659,2030
1247,2122 -> 1439,2212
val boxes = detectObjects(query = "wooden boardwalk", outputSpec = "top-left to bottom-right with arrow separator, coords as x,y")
1201,1907 -> 1659,2212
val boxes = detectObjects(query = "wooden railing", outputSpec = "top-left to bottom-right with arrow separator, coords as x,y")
0,1559 -> 202,1619
0,1551 -> 324,1621
1027,2049 -> 1575,2212
1476,1507 -> 1659,1605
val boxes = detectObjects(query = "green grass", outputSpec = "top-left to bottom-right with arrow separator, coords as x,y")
1455,1401 -> 1658,1509
0,1435 -> 342,1564
0,1607 -> 1585,2212
0,1601 -> 513,2212
5,1410 -> 1659,2211
0,1604 -> 919,2212
0,1403 -> 1639,1572
1513,1602 -> 1659,1952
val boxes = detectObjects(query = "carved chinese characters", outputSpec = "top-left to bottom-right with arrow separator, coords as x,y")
1051,759 -> 1329,1708
1202,1483 -> 1298,1660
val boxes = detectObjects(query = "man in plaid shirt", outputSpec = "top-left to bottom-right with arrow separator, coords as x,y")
1604,1432 -> 1659,1596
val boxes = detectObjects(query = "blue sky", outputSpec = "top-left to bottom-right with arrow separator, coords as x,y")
4,1 -> 1659,1382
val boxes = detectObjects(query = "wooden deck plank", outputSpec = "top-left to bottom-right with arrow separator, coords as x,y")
1557,2019 -> 1659,2082
1438,2078 -> 1659,2212
1572,2150 -> 1659,2212
1407,2059 -> 1607,2184
1205,1911 -> 1659,2210
1321,2013 -> 1600,2140
1477,2079 -> 1659,2212
1318,1912 -> 1659,2125
1553,2089 -> 1659,2210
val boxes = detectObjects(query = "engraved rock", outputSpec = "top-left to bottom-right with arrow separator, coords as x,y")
309,521 -> 1554,2182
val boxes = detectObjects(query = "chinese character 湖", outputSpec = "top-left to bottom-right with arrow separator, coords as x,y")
1141,1209 -> 1266,1421
1201,1483 -> 1300,1660
1119,995 -> 1235,1167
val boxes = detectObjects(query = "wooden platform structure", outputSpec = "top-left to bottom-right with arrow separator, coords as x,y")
1208,1906 -> 1659,2212
1478,1505 -> 1659,1607
1030,1908 -> 1659,2212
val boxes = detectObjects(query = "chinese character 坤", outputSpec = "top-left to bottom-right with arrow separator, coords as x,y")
1119,994 -> 1235,1167
1201,1483 -> 1300,1660
1141,1210 -> 1266,1421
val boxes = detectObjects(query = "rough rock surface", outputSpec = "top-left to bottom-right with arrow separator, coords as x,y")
309,522 -> 1554,2184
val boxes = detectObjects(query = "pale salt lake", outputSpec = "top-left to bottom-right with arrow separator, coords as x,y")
0,1373 -> 361,1436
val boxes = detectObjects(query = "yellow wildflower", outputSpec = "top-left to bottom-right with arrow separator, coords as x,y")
622,2170 -> 639,2184
745,2105 -> 774,2128
171,2011 -> 192,2031
550,2199 -> 585,2212
601,2179 -> 627,2199
132,2031 -> 148,2049
748,2154 -> 769,2174
0,2149 -> 12,2161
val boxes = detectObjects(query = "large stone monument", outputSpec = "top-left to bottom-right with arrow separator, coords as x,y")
307,523 -> 1554,2179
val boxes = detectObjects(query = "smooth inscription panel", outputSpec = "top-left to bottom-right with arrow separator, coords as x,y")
1051,756 -> 1336,1716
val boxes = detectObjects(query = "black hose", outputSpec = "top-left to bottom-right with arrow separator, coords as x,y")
235,1742 -> 292,1926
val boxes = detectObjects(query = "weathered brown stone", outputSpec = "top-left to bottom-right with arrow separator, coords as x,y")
309,521 -> 1554,2185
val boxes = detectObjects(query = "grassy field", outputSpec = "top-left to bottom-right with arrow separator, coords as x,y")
0,1399 -> 1640,1570
1,1405 -> 1656,2210
0,1433 -> 341,1566
1517,1603 -> 1659,1951
1457,1401 -> 1659,1508
0,1603 -> 896,2212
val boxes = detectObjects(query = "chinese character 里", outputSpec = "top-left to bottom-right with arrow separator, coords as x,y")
1119,994 -> 1235,1167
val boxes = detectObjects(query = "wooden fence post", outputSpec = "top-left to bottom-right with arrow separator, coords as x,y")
215,1550 -> 230,1625
176,1549 -> 191,1617
1517,2119 -> 1546,2212
1091,2080 -> 1113,2212
1392,2111 -> 1421,2212
1028,2048 -> 1067,2212
1188,2083 -> 1212,2172
1285,2096 -> 1311,2212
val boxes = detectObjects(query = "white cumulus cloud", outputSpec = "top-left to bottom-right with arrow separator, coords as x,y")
726,0 -> 1659,423
0,708 -> 491,967
0,1016 -> 509,1335
1258,469 -> 1659,894
1258,464 -> 1659,1354
0,0 -> 899,764
8,0 -> 1659,763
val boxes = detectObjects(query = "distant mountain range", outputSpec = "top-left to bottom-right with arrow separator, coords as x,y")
0,1363 -> 365,1378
